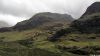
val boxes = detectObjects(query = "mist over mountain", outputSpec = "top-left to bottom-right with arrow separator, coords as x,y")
0,21 -> 10,28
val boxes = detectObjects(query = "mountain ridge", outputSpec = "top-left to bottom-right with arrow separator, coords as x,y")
0,12 -> 74,32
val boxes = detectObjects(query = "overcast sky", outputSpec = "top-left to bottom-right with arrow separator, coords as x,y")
0,0 -> 99,26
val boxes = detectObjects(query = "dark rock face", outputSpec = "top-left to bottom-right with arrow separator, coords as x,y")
81,2 -> 100,18
13,12 -> 74,31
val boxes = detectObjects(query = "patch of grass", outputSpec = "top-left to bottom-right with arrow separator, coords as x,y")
0,28 -> 100,56
33,41 -> 61,53
56,40 -> 100,48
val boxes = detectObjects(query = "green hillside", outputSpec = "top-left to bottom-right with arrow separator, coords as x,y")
0,2 -> 100,56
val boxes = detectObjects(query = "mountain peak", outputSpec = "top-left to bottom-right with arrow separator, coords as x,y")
30,12 -> 74,21
13,12 -> 74,30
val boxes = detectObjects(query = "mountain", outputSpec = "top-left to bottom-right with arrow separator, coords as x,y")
13,12 -> 74,31
81,2 -> 100,18
1,2 -> 100,56
0,21 -> 10,28
0,12 -> 77,56
71,2 -> 100,33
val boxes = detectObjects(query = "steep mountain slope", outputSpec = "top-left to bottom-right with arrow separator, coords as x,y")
49,2 -> 100,41
48,2 -> 100,56
71,13 -> 100,33
66,2 -> 100,55
81,2 -> 100,18
71,2 -> 100,33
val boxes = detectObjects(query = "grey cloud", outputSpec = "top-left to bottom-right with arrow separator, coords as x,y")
0,0 -> 99,26
0,21 -> 10,28
0,0 -> 95,18
0,0 -> 34,18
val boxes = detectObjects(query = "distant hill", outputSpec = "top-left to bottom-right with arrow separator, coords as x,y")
13,12 -> 74,30
0,12 -> 74,32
